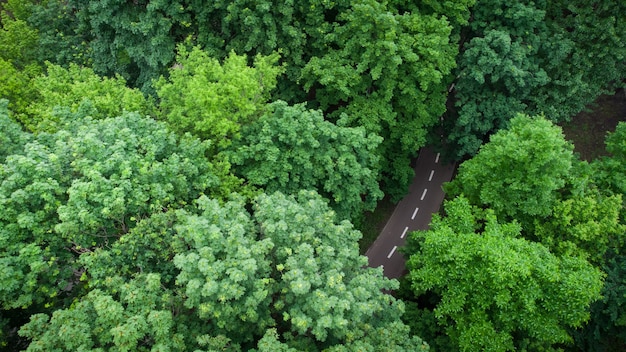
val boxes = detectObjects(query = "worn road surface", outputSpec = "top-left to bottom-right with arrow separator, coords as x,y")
366,148 -> 456,279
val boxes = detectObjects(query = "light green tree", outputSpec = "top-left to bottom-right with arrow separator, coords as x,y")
19,274 -> 188,351
0,5 -> 41,116
175,191 -> 427,350
156,46 -> 283,149
405,196 -> 604,352
20,191 -> 427,351
172,195 -> 275,343
0,100 -> 30,161
447,114 -> 574,223
22,63 -> 153,133
534,192 -> 625,265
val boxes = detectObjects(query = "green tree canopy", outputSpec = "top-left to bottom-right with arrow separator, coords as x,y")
11,0 -> 465,198
0,112 -> 222,311
19,274 -> 188,351
448,0 -> 626,158
301,0 -> 458,198
227,100 -> 383,223
571,122 -> 626,351
405,196 -> 604,352
0,100 -> 30,161
446,114 -> 574,223
22,63 -> 153,133
18,191 -> 428,351
534,191 -> 625,265
594,122 -> 626,199
0,7 -> 41,116
156,46 -> 283,149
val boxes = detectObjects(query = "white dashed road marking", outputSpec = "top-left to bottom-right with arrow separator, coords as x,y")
387,246 -> 398,259
420,189 -> 428,201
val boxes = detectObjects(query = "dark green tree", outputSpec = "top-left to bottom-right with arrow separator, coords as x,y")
228,100 -> 383,222
448,0 -> 626,158
594,122 -> 626,199
573,253 -> 626,352
301,0 -> 458,198
570,122 -> 626,352
68,0 -> 189,91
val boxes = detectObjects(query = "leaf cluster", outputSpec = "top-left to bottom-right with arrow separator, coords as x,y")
156,46 -> 283,148
228,101 -> 383,222
406,196 -> 604,352
16,190 -> 427,351
0,113 -> 221,310
405,116 -> 626,351
448,0 -> 626,157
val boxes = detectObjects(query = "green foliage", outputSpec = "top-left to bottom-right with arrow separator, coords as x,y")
0,11 -> 39,69
449,0 -> 626,158
27,0 -> 90,68
449,27 -> 549,156
544,0 -> 626,101
594,122 -> 626,198
301,0 -> 458,198
414,0 -> 476,27
254,329 -> 299,352
0,99 -> 30,161
19,274 -> 187,351
175,190 -> 426,350
0,4 -> 41,115
13,0 -> 466,198
573,253 -> 626,352
156,47 -> 283,148
0,0 -> 35,22
255,191 -> 393,345
228,101 -> 383,222
178,0 -> 352,102
172,195 -> 274,342
17,190 -> 426,350
79,211 -> 181,289
70,0 -> 188,91
0,59 -> 40,116
406,196 -> 605,352
571,123 -> 626,352
534,192 -> 625,265
24,63 -> 153,132
447,114 -> 574,223
0,113 -> 221,310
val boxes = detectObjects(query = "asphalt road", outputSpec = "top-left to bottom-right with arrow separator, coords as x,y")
366,148 -> 456,279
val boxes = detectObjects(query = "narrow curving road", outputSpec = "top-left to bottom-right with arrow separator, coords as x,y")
366,148 -> 456,279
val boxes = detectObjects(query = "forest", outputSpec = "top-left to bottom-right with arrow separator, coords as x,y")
0,0 -> 625,351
